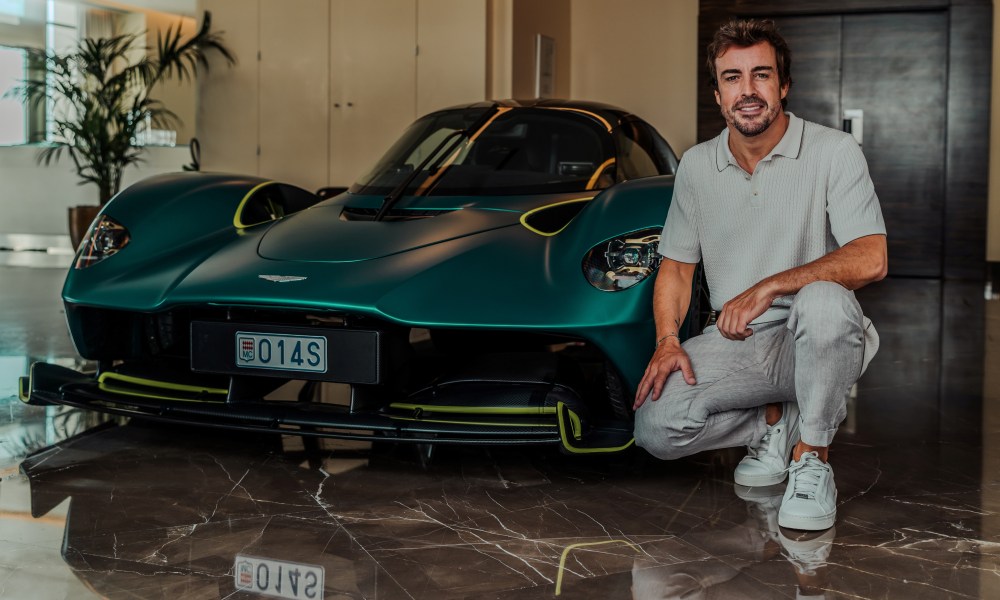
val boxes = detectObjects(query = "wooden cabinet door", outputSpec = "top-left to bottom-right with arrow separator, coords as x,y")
329,0 -> 417,187
416,0 -> 487,116
259,0 -> 330,192
197,0 -> 261,176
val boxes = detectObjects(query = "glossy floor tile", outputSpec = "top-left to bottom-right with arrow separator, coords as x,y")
0,264 -> 998,599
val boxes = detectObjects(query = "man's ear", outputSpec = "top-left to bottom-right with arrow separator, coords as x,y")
780,82 -> 789,100
714,88 -> 721,106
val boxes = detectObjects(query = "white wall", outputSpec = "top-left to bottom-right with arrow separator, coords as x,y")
0,145 -> 190,235
570,0 -> 699,156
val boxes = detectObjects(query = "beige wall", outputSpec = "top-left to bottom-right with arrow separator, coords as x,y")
990,0 -> 1000,262
144,12 -> 198,145
486,0 -> 513,99
511,0 -> 571,98
571,0 -> 698,156
417,0 -> 487,114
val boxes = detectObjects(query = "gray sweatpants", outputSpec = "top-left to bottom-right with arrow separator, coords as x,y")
634,281 -> 874,458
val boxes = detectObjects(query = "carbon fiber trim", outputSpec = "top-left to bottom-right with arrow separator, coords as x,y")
24,362 -> 634,452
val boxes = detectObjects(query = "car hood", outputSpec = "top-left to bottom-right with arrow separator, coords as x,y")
257,195 -> 548,263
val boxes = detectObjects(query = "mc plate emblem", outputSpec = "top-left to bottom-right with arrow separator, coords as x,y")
238,336 -> 255,361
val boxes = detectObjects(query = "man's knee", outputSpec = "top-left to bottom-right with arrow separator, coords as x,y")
789,281 -> 863,337
634,401 -> 698,461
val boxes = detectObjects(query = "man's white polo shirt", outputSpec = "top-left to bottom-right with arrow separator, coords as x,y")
658,112 -> 887,325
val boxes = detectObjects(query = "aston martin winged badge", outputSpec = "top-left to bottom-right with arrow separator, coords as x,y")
258,275 -> 308,283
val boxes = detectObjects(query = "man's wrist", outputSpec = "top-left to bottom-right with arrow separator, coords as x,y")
759,277 -> 784,303
655,333 -> 680,348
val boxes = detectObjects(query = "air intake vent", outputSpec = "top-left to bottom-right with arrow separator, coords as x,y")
340,207 -> 457,222
520,198 -> 591,236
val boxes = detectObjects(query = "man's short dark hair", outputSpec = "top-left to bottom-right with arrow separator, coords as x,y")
707,18 -> 793,104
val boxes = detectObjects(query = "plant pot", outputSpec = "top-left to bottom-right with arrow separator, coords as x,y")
68,205 -> 101,249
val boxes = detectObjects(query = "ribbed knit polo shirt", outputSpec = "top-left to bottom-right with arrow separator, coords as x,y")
658,113 -> 886,324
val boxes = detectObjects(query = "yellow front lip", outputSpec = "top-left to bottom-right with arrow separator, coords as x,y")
96,372 -> 228,403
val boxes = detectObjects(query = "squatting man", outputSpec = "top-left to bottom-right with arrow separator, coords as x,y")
633,19 -> 887,531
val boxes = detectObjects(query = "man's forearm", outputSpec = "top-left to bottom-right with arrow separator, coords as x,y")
716,234 -> 887,340
652,259 -> 698,344
758,234 -> 887,300
634,259 -> 700,406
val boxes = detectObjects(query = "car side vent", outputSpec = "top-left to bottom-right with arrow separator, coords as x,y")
520,198 -> 592,236
340,207 -> 457,222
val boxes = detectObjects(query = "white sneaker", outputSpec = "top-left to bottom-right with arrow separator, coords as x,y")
734,482 -> 784,539
778,526 -> 836,576
734,402 -> 800,487
778,451 -> 837,530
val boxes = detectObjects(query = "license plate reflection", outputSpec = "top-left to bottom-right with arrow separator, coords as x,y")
234,554 -> 324,600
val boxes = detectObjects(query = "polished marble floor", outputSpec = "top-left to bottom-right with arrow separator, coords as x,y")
0,260 -> 998,599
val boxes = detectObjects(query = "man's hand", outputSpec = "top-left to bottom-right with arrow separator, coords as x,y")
717,282 -> 775,341
633,339 -> 697,410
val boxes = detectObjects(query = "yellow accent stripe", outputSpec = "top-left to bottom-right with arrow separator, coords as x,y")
547,107 -> 614,132
18,376 -> 29,403
519,197 -> 594,237
568,409 -> 582,440
233,181 -> 277,229
556,402 -> 635,454
97,382 -> 225,404
555,540 -> 640,596
415,107 -> 513,195
586,158 -> 616,190
388,415 -> 556,428
389,402 -> 557,416
98,372 -> 228,396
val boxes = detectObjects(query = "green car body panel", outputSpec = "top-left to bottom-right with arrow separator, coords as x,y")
62,172 -> 674,391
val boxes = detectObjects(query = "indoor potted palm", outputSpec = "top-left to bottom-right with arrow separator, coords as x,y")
12,12 -> 234,246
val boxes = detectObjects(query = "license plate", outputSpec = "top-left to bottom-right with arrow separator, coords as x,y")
234,554 -> 324,600
192,322 -> 381,384
236,332 -> 327,374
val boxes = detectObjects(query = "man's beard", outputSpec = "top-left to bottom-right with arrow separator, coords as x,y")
723,95 -> 780,137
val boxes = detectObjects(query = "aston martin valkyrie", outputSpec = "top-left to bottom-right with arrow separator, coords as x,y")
21,99 -> 697,453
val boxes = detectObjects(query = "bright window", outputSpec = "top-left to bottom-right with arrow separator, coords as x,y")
0,45 -> 25,145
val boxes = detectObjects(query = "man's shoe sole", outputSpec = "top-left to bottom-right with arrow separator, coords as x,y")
734,470 -> 788,487
777,510 -> 836,531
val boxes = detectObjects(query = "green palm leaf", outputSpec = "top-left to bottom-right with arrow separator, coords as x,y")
8,11 -> 234,205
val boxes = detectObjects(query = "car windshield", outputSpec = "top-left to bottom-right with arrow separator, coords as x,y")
350,107 -> 619,196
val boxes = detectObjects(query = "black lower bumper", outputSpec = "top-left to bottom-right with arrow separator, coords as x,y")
20,362 -> 634,453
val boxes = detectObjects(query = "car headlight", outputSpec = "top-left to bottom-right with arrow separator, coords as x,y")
582,228 -> 662,291
75,215 -> 130,269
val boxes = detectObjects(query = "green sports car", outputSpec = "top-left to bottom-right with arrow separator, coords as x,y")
21,99 -> 695,453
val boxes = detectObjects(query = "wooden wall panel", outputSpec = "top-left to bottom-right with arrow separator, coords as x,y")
841,12 -> 948,278
700,0 -> 949,16
771,15 -> 842,130
945,3 -> 992,279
